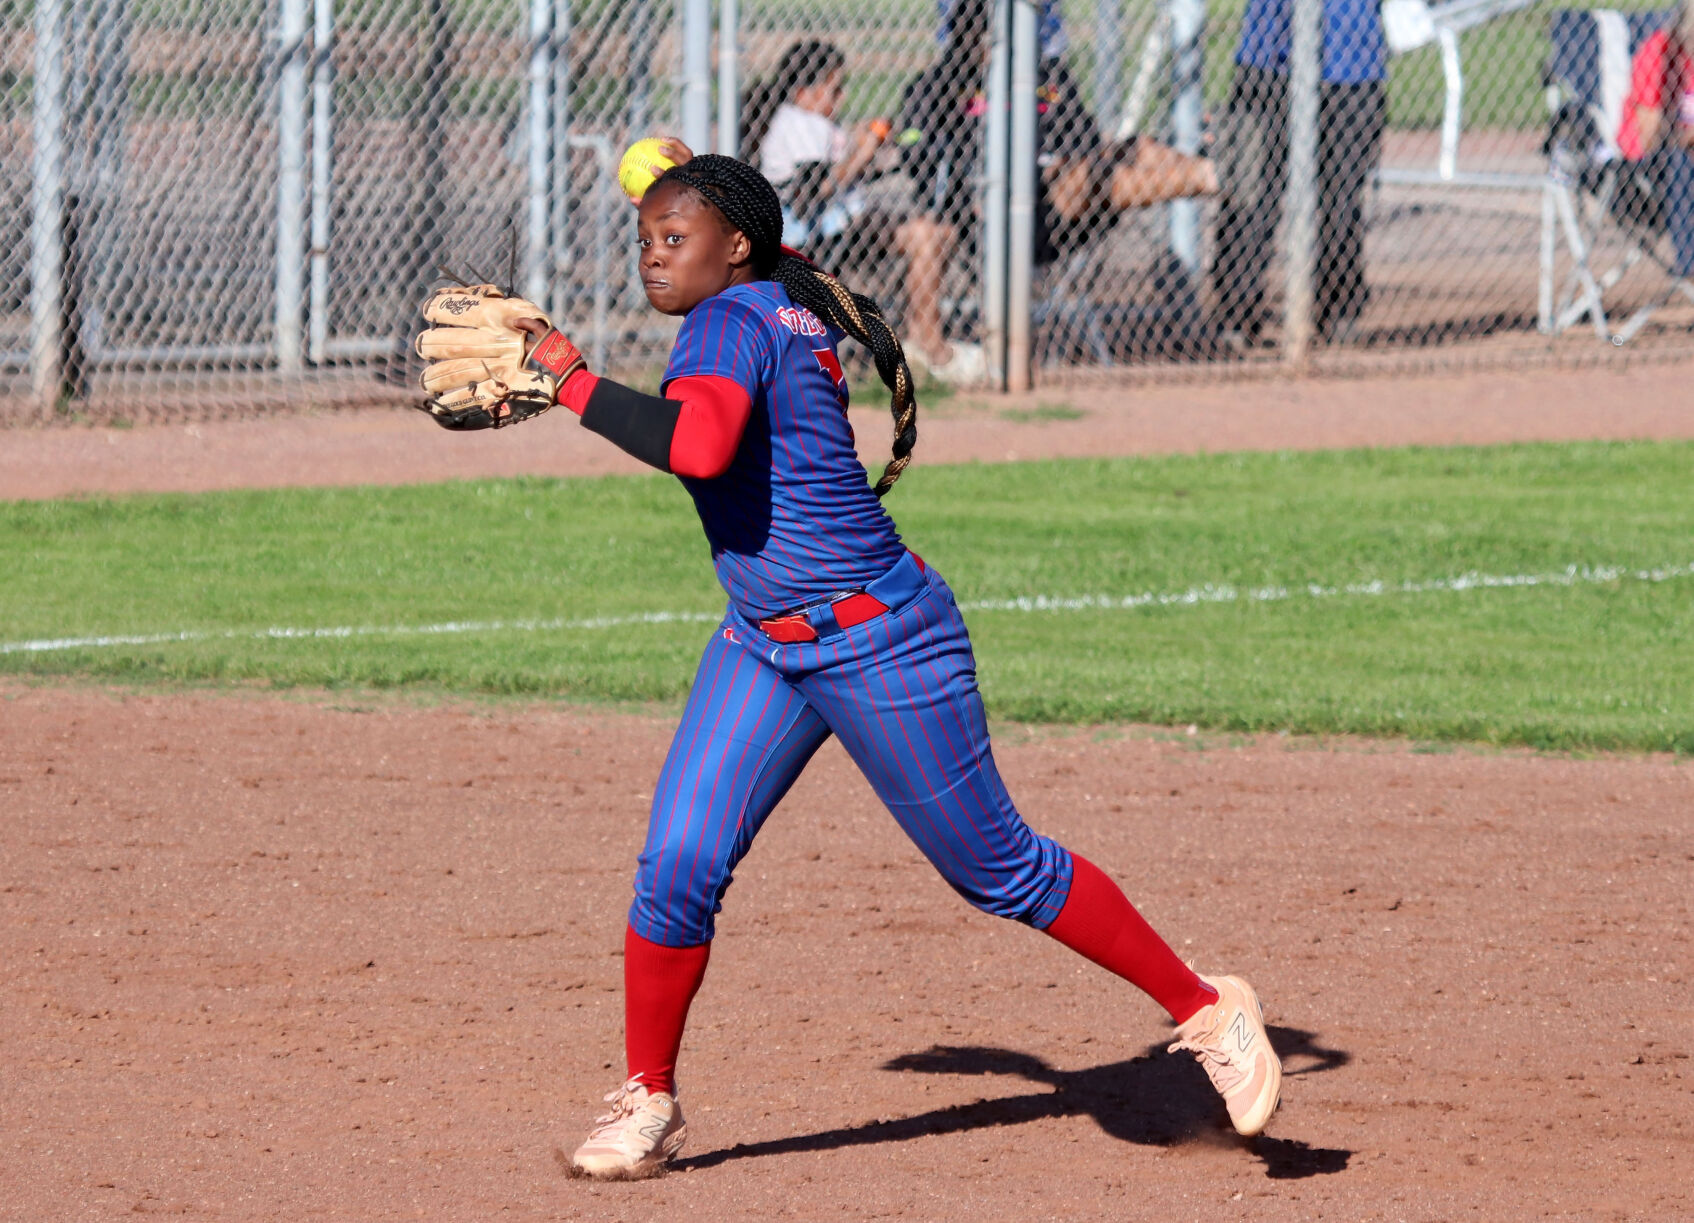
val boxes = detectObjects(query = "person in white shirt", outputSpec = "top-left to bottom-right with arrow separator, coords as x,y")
744,41 -> 991,381
743,41 -> 889,249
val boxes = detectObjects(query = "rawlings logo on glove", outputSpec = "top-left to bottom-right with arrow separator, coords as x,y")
413,283 -> 587,431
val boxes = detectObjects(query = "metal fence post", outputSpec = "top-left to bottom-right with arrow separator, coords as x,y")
30,0 -> 67,410
527,0 -> 553,304
718,0 -> 740,155
87,0 -> 133,376
396,0 -> 452,376
309,0 -> 335,363
682,0 -> 712,153
276,0 -> 308,373
1095,0 -> 1124,139
551,0 -> 574,320
981,0 -> 1011,390
1007,0 -> 1038,392
1283,0 -> 1322,367
1168,0 -> 1204,273
626,0 -> 657,139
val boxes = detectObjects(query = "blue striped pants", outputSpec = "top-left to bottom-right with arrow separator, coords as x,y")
630,554 -> 1074,946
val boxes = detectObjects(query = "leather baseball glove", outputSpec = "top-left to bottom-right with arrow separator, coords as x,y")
414,284 -> 586,430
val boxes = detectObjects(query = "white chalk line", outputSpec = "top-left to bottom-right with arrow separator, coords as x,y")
4,561 -> 1689,656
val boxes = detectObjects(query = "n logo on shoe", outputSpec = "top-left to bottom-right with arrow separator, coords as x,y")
1228,1011 -> 1256,1053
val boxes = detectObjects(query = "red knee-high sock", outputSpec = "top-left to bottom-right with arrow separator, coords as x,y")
1043,854 -> 1218,1023
623,926 -> 711,1097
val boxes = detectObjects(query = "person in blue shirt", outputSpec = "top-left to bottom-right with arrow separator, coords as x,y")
1211,0 -> 1388,346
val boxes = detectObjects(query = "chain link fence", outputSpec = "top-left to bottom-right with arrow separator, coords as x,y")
1,0 -> 1689,422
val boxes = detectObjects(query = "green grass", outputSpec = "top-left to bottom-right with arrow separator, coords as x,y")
4,441 -> 1693,752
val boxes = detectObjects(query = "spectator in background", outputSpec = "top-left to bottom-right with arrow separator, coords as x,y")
937,0 -> 1068,59
741,41 -> 891,253
1210,0 -> 1387,347
897,0 -> 1217,380
1615,1 -> 1694,281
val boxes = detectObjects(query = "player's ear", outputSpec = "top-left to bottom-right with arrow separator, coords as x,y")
728,229 -> 754,269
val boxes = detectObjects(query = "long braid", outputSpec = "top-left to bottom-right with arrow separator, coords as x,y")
658,154 -> 918,497
771,257 -> 917,496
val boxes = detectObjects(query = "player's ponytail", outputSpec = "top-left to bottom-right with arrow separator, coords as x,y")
770,256 -> 917,497
658,154 -> 918,497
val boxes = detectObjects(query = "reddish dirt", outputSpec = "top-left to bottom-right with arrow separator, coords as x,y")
3,364 -> 1691,1219
3,359 -> 1694,501
2,686 -> 1689,1221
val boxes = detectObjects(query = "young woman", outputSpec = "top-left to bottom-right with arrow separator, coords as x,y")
742,39 -> 890,250
413,154 -> 1280,1181
739,41 -> 991,387
1616,2 -> 1694,280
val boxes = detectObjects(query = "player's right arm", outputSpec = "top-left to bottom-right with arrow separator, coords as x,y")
564,291 -> 772,478
559,372 -> 751,479
414,283 -> 756,476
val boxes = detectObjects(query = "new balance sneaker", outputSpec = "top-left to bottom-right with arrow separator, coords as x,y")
568,1078 -> 687,1180
1168,973 -> 1282,1136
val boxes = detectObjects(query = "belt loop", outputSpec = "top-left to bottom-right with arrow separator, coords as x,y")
809,601 -> 843,639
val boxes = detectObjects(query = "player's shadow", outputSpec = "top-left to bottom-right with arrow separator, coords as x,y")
680,1025 -> 1352,1179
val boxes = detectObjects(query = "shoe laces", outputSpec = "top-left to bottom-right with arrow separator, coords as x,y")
1168,1028 -> 1247,1095
586,1078 -> 650,1139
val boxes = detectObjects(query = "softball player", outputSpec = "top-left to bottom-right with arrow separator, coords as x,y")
416,154 -> 1280,1180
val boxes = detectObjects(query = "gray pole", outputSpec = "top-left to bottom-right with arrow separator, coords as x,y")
1007,0 -> 1038,392
29,0 -> 67,410
717,0 -> 740,155
276,0 -> 308,373
626,0 -> 656,139
1095,0 -> 1124,134
88,0 -> 133,366
309,0 -> 335,363
682,0 -> 712,153
527,0 -> 553,304
1167,0 -> 1204,271
551,0 -> 573,319
1283,0 -> 1322,366
981,0 -> 1011,389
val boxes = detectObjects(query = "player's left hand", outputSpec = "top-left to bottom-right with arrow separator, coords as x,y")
414,284 -> 587,430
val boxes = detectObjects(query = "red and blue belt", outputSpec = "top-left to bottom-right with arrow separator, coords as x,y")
755,552 -> 927,644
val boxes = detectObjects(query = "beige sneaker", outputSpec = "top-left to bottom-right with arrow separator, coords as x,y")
1168,974 -> 1282,1136
568,1078 -> 687,1180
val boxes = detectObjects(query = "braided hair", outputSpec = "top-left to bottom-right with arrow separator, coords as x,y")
656,154 -> 918,497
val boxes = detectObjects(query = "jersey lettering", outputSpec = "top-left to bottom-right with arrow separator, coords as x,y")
777,306 -> 827,337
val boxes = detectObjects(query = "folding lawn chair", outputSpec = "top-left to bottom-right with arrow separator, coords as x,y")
1542,7 -> 1694,344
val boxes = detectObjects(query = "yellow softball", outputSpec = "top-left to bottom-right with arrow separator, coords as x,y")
617,137 -> 677,203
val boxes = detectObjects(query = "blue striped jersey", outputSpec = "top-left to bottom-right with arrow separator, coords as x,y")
662,280 -> 907,620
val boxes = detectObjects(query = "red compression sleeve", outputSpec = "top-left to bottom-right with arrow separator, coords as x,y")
664,375 -> 753,479
623,926 -> 711,1097
556,368 -> 599,416
1043,854 -> 1218,1024
559,372 -> 749,478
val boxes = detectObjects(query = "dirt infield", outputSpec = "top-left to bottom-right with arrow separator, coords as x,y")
3,686 -> 1689,1221
3,363 -> 1692,1220
5,358 -> 1694,501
